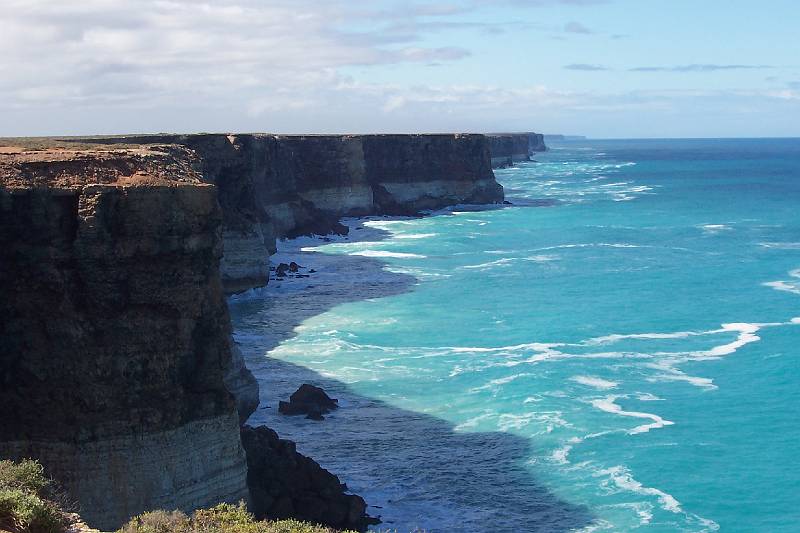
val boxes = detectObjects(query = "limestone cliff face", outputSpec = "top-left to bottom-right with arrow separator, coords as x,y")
87,133 -> 503,293
0,148 -> 251,530
487,132 -> 547,168
528,132 -> 547,153
487,133 -> 530,168
0,134 -> 509,529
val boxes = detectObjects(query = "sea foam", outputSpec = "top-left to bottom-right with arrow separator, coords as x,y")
591,396 -> 674,435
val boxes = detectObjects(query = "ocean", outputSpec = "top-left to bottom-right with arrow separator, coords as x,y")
230,138 -> 800,532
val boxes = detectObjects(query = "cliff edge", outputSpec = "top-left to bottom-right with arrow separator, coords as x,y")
0,133 -> 510,530
0,147 -> 251,530
80,133 -> 504,293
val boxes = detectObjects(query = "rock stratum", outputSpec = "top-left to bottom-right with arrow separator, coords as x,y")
0,147 -> 250,530
0,132 -> 513,531
487,132 -> 547,168
82,133 -> 505,293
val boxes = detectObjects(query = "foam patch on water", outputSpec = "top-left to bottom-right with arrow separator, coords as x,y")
461,258 -> 515,270
453,412 -> 496,432
498,411 -> 569,433
349,250 -> 426,259
763,267 -> 800,295
758,242 -> 800,249
468,372 -> 534,392
591,395 -> 674,434
534,243 -> 644,251
636,393 -> 664,401
645,363 -> 717,390
395,233 -> 437,239
598,465 -> 681,513
570,375 -> 619,390
461,254 -> 560,271
699,323 -> 761,357
525,254 -> 560,262
698,224 -> 733,234
594,466 -> 720,530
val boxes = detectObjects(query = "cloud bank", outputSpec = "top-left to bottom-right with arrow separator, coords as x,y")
0,0 -> 796,137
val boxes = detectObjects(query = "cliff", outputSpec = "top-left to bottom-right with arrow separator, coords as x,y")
0,134 -> 507,530
528,132 -> 547,153
0,147 -> 251,530
486,132 -> 546,168
83,133 -> 503,293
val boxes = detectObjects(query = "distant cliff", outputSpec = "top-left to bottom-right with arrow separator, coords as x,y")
486,132 -> 547,168
0,147 -> 250,530
85,133 -> 503,293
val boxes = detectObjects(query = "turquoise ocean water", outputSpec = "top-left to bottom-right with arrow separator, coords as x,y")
231,138 -> 800,532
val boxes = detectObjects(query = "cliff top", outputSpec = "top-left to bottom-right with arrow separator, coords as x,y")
0,132 -> 489,150
0,145 -> 203,188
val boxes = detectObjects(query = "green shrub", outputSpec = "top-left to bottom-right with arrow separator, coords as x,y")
0,459 -> 50,495
0,487 -> 65,533
118,503 -> 350,533
118,509 -> 191,533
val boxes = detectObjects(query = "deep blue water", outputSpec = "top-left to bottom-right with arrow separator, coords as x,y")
231,138 -> 800,532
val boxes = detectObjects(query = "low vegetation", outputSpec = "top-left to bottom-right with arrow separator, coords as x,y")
0,460 -> 356,533
0,459 -> 67,533
117,503 -> 354,533
0,460 -> 359,533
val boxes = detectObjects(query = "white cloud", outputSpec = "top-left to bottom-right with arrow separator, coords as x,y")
0,1 -> 474,114
0,0 -> 796,137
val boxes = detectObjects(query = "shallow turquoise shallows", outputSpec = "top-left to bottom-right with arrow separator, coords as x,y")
230,138 -> 800,532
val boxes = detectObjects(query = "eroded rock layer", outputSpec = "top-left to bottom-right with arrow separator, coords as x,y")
0,132 -> 513,529
487,132 -> 548,168
0,147 -> 250,530
84,133 -> 504,292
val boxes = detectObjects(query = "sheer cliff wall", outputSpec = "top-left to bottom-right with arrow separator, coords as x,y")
84,133 -> 504,292
487,132 -> 548,168
0,148 -> 250,530
0,133 -> 509,529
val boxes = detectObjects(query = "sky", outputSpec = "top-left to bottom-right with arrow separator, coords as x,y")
1,0 -> 799,138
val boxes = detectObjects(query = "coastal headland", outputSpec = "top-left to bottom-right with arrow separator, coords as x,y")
0,131 -> 544,530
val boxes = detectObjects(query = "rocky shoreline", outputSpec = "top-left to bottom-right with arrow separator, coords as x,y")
0,131 -> 543,531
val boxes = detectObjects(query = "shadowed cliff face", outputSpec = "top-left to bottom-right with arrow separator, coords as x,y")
487,133 -> 548,168
0,148 -> 250,530
528,132 -> 547,153
79,133 -> 505,293
0,135 -> 518,530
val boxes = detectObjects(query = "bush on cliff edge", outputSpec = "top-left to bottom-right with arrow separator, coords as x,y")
0,460 -> 357,533
0,459 -> 66,533
118,503 -> 356,533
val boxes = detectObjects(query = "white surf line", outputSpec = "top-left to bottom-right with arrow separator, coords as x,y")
348,250 -> 426,259
698,223 -> 733,234
433,318 -> 800,390
394,233 -> 437,239
596,465 -> 720,531
591,395 -> 674,435
763,267 -> 800,295
460,257 -> 516,270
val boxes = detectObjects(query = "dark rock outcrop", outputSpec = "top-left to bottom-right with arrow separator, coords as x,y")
241,425 -> 379,532
279,384 -> 339,420
0,147 -> 252,530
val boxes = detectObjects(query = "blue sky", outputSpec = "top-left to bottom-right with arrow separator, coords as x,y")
1,0 -> 798,137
